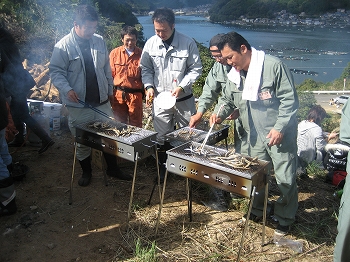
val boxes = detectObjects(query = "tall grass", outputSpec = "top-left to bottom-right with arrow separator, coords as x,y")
133,238 -> 157,262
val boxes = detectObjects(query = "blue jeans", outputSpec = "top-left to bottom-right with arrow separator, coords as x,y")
0,128 -> 12,180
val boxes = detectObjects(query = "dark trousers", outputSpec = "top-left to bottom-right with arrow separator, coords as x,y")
9,94 -> 51,142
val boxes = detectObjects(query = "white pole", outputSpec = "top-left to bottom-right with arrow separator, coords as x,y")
344,78 -> 346,92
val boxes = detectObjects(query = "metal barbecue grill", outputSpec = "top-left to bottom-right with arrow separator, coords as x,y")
75,121 -> 157,162
156,141 -> 271,262
164,122 -> 230,148
70,120 -> 159,220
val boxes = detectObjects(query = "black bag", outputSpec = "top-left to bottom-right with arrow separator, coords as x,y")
324,143 -> 349,171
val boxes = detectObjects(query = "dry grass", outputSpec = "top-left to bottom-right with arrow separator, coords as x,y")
111,170 -> 339,262
127,102 -> 339,261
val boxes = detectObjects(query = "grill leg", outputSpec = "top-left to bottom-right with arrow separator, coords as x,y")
155,168 -> 168,235
237,186 -> 256,262
147,145 -> 161,205
186,178 -> 193,222
147,182 -> 157,206
127,152 -> 139,221
261,172 -> 269,248
69,143 -> 77,205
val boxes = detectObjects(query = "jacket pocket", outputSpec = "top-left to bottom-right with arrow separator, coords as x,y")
149,50 -> 162,70
170,51 -> 189,72
68,56 -> 82,73
96,50 -> 107,69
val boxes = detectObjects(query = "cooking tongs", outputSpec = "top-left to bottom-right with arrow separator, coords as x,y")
198,104 -> 224,154
77,98 -> 116,121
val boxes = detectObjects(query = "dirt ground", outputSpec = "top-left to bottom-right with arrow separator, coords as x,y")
1,114 -> 341,262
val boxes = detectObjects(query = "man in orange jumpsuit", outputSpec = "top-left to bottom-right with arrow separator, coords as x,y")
109,26 -> 143,127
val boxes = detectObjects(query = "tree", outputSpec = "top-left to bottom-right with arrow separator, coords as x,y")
192,41 -> 215,98
340,62 -> 350,80
297,90 -> 317,122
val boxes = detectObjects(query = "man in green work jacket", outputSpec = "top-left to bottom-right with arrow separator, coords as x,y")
189,34 -> 244,153
333,100 -> 350,262
211,31 -> 299,235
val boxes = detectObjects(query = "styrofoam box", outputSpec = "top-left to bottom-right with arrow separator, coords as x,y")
43,102 -> 63,118
43,102 -> 63,130
52,117 -> 61,131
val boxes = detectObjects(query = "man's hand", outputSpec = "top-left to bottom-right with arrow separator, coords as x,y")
226,108 -> 240,120
189,112 -> 203,128
67,90 -> 79,103
171,86 -> 183,98
209,113 -> 222,126
146,88 -> 154,107
266,128 -> 284,146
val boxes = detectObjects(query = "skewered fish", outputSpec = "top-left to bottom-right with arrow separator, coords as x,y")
87,121 -> 138,137
210,154 -> 259,169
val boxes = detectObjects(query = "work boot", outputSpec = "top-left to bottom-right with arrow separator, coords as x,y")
8,123 -> 26,147
8,134 -> 25,147
25,117 -> 54,154
154,145 -> 168,184
0,177 -> 17,217
103,153 -> 132,181
38,139 -> 55,154
78,156 -> 92,186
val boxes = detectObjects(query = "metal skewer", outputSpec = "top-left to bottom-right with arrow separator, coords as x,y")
199,104 -> 224,154
77,98 -> 116,121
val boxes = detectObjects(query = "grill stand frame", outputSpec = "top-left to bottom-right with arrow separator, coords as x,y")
155,149 -> 271,262
69,136 -> 160,223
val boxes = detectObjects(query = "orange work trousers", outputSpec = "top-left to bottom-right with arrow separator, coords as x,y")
111,89 -> 143,127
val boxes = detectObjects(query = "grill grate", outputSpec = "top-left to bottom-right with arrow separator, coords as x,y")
165,123 -> 229,147
166,142 -> 270,197
75,120 -> 157,161
76,120 -> 157,145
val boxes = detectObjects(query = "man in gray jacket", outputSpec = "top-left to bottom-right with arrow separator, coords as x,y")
140,8 -> 202,181
49,5 -> 131,187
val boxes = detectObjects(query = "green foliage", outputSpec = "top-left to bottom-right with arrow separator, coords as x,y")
209,0 -> 350,22
0,0 -> 144,63
340,62 -> 350,80
305,161 -> 327,178
295,89 -> 340,133
192,41 -> 215,98
134,238 -> 157,262
297,79 -> 320,91
93,0 -> 138,25
322,113 -> 341,133
296,90 -> 317,122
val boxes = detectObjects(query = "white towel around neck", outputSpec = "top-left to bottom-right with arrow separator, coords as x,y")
227,47 -> 265,101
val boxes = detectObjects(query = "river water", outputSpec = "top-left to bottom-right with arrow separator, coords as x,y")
137,15 -> 350,85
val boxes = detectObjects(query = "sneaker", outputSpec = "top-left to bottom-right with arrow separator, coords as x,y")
274,224 -> 290,236
38,139 -> 55,154
106,167 -> 132,181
